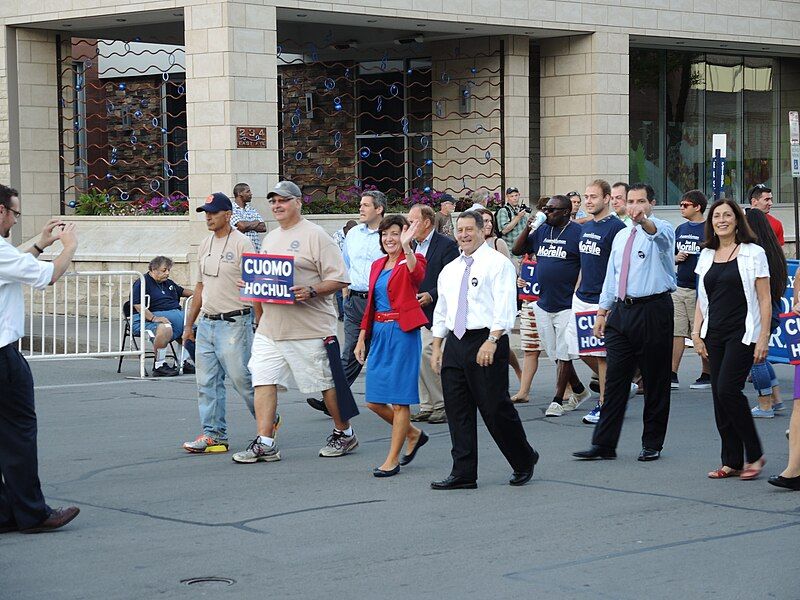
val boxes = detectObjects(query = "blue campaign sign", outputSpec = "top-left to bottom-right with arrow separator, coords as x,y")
240,253 -> 295,304
519,259 -> 540,301
777,313 -> 800,365
575,310 -> 605,354
767,259 -> 799,364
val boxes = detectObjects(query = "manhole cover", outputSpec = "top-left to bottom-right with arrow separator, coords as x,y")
180,577 -> 236,587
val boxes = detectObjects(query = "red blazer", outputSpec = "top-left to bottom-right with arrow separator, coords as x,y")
360,253 -> 428,338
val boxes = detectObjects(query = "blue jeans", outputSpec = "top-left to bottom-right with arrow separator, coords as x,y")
195,314 -> 255,441
750,361 -> 778,396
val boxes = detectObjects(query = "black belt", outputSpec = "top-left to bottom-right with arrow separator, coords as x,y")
616,292 -> 669,306
349,289 -> 369,299
204,308 -> 251,321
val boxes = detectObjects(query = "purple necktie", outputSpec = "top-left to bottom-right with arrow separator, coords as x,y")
453,254 -> 474,339
617,227 -> 637,300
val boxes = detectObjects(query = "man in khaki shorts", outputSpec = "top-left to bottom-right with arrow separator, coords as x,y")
671,189 -> 710,390
232,181 -> 356,464
182,192 -> 260,453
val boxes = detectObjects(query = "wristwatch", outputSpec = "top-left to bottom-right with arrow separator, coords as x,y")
487,335 -> 498,343
308,286 -> 318,298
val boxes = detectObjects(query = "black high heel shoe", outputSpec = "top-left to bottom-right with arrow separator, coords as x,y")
767,474 -> 800,490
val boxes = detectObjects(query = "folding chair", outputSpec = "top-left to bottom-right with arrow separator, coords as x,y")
117,300 -> 178,375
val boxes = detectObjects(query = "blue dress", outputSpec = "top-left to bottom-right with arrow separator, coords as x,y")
364,269 -> 421,405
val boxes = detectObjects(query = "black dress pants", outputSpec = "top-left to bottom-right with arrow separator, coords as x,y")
341,294 -> 368,385
705,331 -> 762,469
0,344 -> 50,530
592,294 -> 673,451
441,329 -> 534,481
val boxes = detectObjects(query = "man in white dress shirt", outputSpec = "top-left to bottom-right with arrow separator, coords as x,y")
430,211 -> 538,489
0,184 -> 80,533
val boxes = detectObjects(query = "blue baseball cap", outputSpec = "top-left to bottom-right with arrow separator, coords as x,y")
196,192 -> 233,213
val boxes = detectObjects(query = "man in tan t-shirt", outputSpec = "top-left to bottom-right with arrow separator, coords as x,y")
231,180 -> 356,464
181,192 -> 263,454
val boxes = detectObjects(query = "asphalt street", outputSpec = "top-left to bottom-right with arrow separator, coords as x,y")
1,350 -> 799,600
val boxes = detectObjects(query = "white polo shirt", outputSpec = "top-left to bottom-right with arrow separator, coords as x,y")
0,237 -> 54,347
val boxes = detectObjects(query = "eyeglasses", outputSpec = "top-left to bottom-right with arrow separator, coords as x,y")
3,206 -> 21,218
542,206 -> 568,213
679,202 -> 696,208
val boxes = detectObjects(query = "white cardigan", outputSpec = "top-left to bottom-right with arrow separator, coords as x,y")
694,243 -> 770,345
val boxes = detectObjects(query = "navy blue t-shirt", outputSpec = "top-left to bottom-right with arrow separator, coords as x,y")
523,221 -> 582,312
675,221 -> 705,289
576,216 -> 627,304
131,273 -> 184,312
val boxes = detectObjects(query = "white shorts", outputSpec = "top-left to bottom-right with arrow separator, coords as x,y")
248,333 -> 334,393
532,304 -> 576,362
567,295 -> 606,357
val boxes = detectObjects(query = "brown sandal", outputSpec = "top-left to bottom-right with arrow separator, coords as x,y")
708,467 -> 741,479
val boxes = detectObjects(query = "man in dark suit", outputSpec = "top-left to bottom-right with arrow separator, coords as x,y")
408,203 -> 460,423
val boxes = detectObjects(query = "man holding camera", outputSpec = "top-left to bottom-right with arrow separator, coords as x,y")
496,187 -> 530,248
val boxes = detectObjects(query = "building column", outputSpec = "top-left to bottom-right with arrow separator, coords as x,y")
539,31 -> 629,195
184,1 -> 279,223
503,35 -> 529,201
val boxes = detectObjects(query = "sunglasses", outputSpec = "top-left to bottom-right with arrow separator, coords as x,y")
542,206 -> 568,213
679,202 -> 697,208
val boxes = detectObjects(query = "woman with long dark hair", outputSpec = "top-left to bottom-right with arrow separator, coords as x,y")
692,199 -> 771,480
744,208 -> 787,418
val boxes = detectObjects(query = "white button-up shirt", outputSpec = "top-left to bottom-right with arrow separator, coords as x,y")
432,243 -> 517,338
0,237 -> 54,347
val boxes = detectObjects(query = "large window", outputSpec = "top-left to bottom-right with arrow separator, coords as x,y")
630,48 -> 791,204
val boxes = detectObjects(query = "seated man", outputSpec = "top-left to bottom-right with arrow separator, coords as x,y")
131,256 -> 195,377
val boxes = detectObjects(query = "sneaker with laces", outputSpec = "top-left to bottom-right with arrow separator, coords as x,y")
582,402 -> 601,424
562,388 -> 591,412
670,372 -> 679,389
689,373 -> 711,390
751,406 -> 775,418
153,363 -> 179,377
319,430 -> 359,457
232,437 -> 281,464
545,402 -> 564,417
182,434 -> 228,453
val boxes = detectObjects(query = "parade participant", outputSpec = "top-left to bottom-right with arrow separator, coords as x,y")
355,216 -> 429,477
230,182 -> 267,252
407,204 -> 459,425
744,208 -> 787,418
131,256 -> 195,377
182,192 -> 259,453
671,190 -> 711,390
232,181 -> 355,463
565,180 -> 626,424
610,182 -> 632,226
0,183 -> 80,533
692,199 -> 770,480
513,195 -> 588,417
430,211 -> 537,489
748,184 -> 784,246
332,220 -> 358,321
573,183 -> 676,462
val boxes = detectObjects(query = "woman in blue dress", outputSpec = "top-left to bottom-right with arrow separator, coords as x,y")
355,215 -> 430,477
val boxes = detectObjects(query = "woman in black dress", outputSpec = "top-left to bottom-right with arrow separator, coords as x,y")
692,199 -> 772,480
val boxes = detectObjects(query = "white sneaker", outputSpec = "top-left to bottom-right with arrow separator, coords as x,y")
628,383 -> 638,399
545,402 -> 564,417
563,388 -> 591,412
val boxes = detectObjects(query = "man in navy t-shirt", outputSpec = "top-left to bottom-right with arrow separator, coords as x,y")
671,189 -> 710,390
131,256 -> 195,377
515,194 -> 587,417
566,180 -> 627,424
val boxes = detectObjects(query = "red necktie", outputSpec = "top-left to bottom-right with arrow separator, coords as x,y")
616,228 -> 637,300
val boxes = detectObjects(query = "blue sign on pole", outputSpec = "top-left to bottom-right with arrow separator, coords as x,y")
239,253 -> 295,304
518,259 -> 539,301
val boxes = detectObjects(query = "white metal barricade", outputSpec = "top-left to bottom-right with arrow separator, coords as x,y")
18,271 -> 147,378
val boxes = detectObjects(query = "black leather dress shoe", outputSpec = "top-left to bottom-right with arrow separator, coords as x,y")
373,465 -> 400,478
767,474 -> 800,490
306,397 -> 331,416
431,475 -> 477,490
399,431 -> 429,466
638,447 -> 661,461
573,445 -> 616,460
20,506 -> 80,533
509,449 -> 539,486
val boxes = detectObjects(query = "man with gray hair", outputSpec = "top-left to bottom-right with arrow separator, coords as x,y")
468,190 -> 490,211
131,256 -> 195,376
